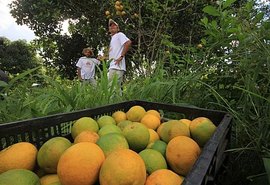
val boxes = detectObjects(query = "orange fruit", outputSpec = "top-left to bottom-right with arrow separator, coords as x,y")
112,110 -> 127,124
141,114 -> 161,130
189,117 -> 216,147
166,136 -> 201,176
117,120 -> 132,131
123,122 -> 150,152
139,149 -> 167,174
97,115 -> 116,128
57,142 -> 105,185
145,169 -> 184,185
0,142 -> 38,174
99,149 -> 146,185
40,174 -> 59,185
96,133 -> 129,157
74,131 -> 99,144
71,117 -> 99,139
105,10 -> 110,16
146,109 -> 161,120
157,120 -> 190,143
147,140 -> 167,157
98,124 -> 122,137
0,169 -> 40,185
179,118 -> 191,128
115,1 -> 121,6
126,105 -> 146,122
148,129 -> 160,145
37,137 -> 72,173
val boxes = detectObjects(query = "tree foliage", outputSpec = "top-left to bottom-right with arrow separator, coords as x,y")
9,0 -> 219,79
0,37 -> 40,74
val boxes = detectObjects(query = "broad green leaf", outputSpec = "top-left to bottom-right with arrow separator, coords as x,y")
200,17 -> 208,25
203,6 -> 220,17
211,20 -> 218,29
223,0 -> 237,9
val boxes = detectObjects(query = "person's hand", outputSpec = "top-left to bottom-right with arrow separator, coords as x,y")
115,56 -> 123,65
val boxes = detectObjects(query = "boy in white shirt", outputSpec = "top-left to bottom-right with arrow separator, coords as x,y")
76,47 -> 100,86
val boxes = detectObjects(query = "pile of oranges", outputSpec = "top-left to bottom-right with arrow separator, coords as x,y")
0,105 -> 217,185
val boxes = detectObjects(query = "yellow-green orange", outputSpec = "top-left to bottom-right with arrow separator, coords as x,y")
71,117 -> 99,139
97,115 -> 116,128
40,174 -> 59,185
157,120 -> 190,143
74,131 -> 99,144
126,105 -> 146,122
97,133 -> 129,157
123,122 -> 150,152
117,120 -> 132,131
145,169 -> 184,185
147,140 -> 167,157
139,149 -> 167,174
141,114 -> 161,130
112,110 -> 127,124
98,124 -> 122,137
0,142 -> 37,174
99,149 -> 146,185
148,129 -> 160,145
190,117 -> 217,147
57,142 -> 105,185
166,136 -> 201,176
0,169 -> 41,185
37,137 -> 72,173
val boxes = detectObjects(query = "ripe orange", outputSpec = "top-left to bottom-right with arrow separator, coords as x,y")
145,169 -> 184,185
146,109 -> 161,120
74,131 -> 99,144
166,136 -> 201,176
179,118 -> 191,128
57,142 -> 105,185
99,149 -> 146,185
148,129 -> 160,145
141,114 -> 161,130
0,142 -> 38,174
112,110 -> 127,124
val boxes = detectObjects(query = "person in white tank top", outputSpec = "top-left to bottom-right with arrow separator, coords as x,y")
108,19 -> 132,94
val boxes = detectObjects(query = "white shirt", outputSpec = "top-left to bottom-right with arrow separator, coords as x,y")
109,32 -> 130,71
76,57 -> 100,79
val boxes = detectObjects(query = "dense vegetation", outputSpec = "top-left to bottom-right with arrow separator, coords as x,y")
0,0 -> 270,184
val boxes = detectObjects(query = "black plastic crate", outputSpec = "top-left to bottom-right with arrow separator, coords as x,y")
0,100 -> 232,185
